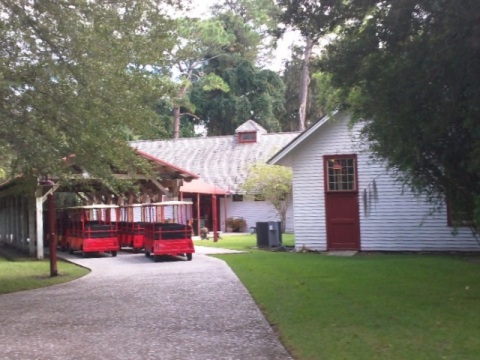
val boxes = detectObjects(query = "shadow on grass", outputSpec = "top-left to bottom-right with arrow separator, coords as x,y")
0,244 -> 33,261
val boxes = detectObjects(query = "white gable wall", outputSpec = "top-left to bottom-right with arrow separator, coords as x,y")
220,197 -> 294,233
290,113 -> 479,251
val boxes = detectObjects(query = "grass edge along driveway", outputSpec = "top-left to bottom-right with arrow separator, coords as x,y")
0,246 -> 90,295
198,235 -> 480,360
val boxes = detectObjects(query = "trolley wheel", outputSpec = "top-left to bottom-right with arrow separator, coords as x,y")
154,255 -> 160,263
145,250 -> 150,257
68,246 -> 73,255
82,251 -> 87,258
111,251 -> 117,257
186,253 -> 192,261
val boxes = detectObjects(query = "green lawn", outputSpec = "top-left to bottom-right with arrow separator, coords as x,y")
194,233 -> 294,250
198,235 -> 480,360
0,246 -> 90,295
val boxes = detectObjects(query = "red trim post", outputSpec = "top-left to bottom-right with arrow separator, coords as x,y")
223,194 -> 228,232
212,194 -> 218,242
47,193 -> 58,277
197,193 -> 201,236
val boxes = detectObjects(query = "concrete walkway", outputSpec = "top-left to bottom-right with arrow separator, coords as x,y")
0,248 -> 292,360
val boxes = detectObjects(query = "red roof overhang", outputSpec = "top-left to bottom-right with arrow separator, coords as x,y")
180,178 -> 228,195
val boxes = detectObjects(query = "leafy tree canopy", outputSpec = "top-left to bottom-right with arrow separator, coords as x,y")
213,0 -> 281,66
191,60 -> 285,135
177,7 -> 285,135
281,0 -> 480,229
242,164 -> 292,232
0,0 -> 177,187
163,16 -> 233,138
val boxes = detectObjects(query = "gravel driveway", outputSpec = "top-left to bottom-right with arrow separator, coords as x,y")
0,247 -> 292,360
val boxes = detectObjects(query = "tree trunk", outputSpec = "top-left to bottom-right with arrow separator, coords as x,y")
280,211 -> 286,233
298,35 -> 314,132
173,105 -> 181,139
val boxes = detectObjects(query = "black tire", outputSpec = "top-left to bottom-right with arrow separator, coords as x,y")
145,250 -> 150,257
186,253 -> 192,261
111,251 -> 117,257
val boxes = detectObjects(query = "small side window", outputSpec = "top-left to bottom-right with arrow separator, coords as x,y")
238,132 -> 257,143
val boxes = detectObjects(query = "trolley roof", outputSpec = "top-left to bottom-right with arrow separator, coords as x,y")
146,201 -> 193,206
64,204 -> 120,210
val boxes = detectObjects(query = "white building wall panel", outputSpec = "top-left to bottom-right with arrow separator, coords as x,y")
290,120 -> 339,251
290,113 -> 479,251
220,198 -> 294,233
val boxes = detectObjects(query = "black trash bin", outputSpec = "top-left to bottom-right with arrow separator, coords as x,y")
256,221 -> 282,247
256,222 -> 269,247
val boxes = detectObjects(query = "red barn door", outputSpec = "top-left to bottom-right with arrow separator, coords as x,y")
324,155 -> 361,251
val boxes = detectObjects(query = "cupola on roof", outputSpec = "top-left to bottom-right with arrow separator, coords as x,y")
235,120 -> 267,134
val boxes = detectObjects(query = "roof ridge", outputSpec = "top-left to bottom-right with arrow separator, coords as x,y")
130,131 -> 301,144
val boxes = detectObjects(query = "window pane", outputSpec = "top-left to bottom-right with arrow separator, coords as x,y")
327,158 -> 356,191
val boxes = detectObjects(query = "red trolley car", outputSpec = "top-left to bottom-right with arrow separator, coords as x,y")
63,205 -> 120,257
118,204 -> 145,252
143,201 -> 194,261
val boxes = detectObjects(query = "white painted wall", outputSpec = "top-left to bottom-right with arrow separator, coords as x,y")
289,113 -> 479,251
219,197 -> 294,233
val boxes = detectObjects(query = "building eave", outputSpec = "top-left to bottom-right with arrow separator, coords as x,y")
268,114 -> 333,166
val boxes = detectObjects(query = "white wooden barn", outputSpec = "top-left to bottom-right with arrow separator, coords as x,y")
131,120 -> 299,233
269,112 -> 479,251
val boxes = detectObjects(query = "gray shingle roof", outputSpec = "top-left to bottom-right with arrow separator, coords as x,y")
130,131 -> 300,193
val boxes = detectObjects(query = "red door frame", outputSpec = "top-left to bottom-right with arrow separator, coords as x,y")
323,154 -> 361,251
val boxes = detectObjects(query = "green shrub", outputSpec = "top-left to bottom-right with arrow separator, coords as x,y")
226,216 -> 247,232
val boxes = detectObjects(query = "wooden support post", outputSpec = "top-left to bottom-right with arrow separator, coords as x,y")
149,177 -> 172,199
35,195 -> 44,259
34,184 -> 58,260
28,197 -> 36,256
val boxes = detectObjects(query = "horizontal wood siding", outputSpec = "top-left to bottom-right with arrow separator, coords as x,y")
290,119 -> 342,251
291,113 -> 479,251
220,198 -> 294,233
357,153 -> 479,251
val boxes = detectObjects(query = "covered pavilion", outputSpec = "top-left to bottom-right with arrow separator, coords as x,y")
180,178 -> 229,239
0,150 -> 198,259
